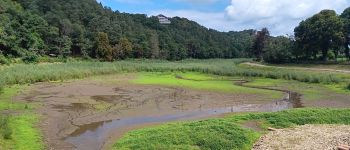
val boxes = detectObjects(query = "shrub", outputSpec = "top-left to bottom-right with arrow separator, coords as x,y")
347,83 -> 350,90
0,54 -> 10,65
22,53 -> 39,64
0,115 -> 12,140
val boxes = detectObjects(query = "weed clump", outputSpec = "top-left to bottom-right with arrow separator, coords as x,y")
0,115 -> 12,139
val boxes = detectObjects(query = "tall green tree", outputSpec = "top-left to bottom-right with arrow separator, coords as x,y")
95,32 -> 112,61
57,36 -> 72,57
341,7 -> 350,60
149,31 -> 160,59
113,37 -> 133,59
252,28 -> 270,61
295,10 -> 345,61
263,36 -> 294,63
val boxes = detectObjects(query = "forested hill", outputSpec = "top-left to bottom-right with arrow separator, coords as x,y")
0,0 -> 254,60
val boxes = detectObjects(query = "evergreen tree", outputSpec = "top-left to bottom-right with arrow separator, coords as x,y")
96,32 -> 112,61
252,28 -> 270,61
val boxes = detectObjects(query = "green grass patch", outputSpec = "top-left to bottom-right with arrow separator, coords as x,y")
0,85 -> 29,111
132,72 -> 283,99
0,85 -> 43,150
114,108 -> 350,150
0,114 -> 44,150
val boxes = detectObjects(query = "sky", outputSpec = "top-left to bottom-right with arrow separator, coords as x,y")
97,0 -> 350,36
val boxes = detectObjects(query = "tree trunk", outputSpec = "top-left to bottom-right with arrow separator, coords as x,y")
322,49 -> 328,62
334,51 -> 338,62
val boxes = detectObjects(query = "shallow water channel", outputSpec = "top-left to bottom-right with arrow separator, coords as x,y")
66,93 -> 301,150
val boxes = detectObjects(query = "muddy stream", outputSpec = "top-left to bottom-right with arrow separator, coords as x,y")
17,76 -> 302,150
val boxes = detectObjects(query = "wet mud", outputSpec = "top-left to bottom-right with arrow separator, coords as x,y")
16,75 -> 303,150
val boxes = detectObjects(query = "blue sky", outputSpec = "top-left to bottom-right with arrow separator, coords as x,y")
97,0 -> 350,35
98,0 -> 229,14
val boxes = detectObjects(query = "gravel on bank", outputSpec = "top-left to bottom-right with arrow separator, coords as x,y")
253,124 -> 350,150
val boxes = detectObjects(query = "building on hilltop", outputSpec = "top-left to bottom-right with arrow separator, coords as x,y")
157,14 -> 171,24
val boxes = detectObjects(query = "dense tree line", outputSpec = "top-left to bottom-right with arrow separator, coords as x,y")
255,7 -> 350,63
2,0 -> 349,63
0,0 -> 254,61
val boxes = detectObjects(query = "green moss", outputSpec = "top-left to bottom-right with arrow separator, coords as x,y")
132,72 -> 283,100
114,108 -> 350,150
245,78 -> 350,101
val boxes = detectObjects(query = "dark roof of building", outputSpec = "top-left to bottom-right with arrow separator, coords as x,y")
157,14 -> 168,18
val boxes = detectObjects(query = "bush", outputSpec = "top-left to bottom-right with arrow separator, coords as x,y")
22,53 -> 39,64
0,115 -> 12,140
0,54 -> 10,65
347,83 -> 350,90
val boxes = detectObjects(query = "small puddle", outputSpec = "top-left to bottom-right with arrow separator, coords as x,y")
64,91 -> 302,150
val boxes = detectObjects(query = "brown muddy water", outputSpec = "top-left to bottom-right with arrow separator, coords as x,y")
16,76 -> 302,150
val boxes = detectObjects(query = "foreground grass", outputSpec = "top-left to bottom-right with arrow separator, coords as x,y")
113,108 -> 350,150
0,114 -> 43,150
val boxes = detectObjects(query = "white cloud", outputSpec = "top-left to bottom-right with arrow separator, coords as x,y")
172,0 -> 219,4
225,0 -> 350,35
150,0 -> 350,35
99,0 -> 350,35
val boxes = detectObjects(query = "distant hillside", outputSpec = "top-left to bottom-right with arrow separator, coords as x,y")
0,0 -> 254,60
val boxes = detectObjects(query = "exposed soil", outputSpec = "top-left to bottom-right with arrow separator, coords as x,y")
240,120 -> 264,132
253,124 -> 350,150
14,74 -> 300,150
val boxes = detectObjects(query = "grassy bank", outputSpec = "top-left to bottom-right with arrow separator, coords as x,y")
0,86 -> 44,150
0,114 -> 43,150
113,108 -> 350,150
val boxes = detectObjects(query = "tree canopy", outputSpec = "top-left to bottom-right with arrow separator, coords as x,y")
1,1 -> 350,64
294,10 -> 345,61
0,0 -> 255,61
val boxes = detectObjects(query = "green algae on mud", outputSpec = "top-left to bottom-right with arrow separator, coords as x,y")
132,72 -> 284,100
113,108 -> 350,150
245,78 -> 350,102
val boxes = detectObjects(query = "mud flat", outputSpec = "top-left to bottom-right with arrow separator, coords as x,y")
15,74 -> 301,150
